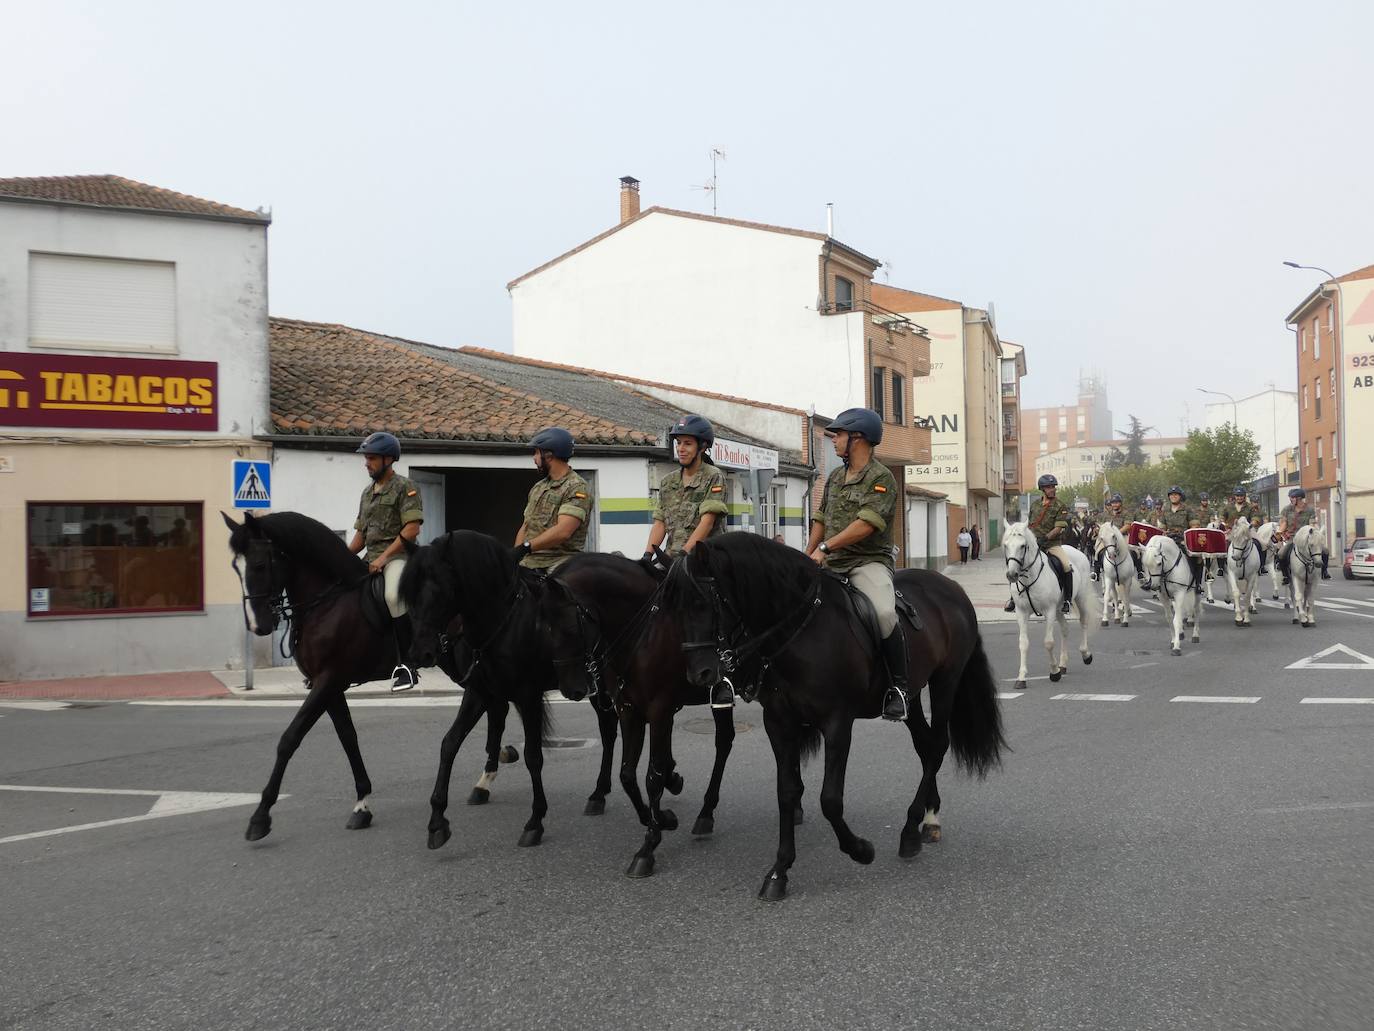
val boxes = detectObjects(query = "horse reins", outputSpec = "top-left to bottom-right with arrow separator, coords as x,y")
231,551 -> 351,660
442,575 -> 529,685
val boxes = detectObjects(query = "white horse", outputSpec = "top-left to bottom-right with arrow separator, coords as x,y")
1256,521 -> 1285,603
1285,524 -> 1324,627
1223,520 -> 1261,627
1002,522 -> 1098,690
1095,521 -> 1136,627
1141,535 -> 1202,656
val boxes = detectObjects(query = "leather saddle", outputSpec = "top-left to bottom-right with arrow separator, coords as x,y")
825,570 -> 923,653
360,572 -> 399,633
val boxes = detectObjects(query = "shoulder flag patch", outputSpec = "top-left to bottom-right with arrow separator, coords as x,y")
873,484 -> 888,493
710,485 -> 724,493
407,490 -> 418,497
573,492 -> 587,499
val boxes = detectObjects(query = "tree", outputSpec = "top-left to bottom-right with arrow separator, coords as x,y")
1169,423 -> 1261,503
1115,415 -> 1154,467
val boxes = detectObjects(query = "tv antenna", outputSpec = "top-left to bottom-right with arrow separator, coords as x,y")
690,147 -> 726,215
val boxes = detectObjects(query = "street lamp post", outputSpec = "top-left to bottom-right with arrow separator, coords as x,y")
1283,260 -> 1346,550
1196,387 -> 1238,429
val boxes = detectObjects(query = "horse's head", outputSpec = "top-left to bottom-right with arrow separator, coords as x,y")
222,511 -> 287,636
1294,524 -> 1324,559
1002,522 -> 1035,582
1228,519 -> 1253,548
664,548 -> 729,691
398,536 -> 462,667
538,575 -> 602,701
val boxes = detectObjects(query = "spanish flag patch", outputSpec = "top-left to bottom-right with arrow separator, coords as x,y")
407,490 -> 418,497
573,492 -> 587,499
873,484 -> 888,493
710,485 -> 724,493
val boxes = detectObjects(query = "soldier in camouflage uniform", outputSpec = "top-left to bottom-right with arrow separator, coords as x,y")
1093,491 -> 1137,581
1191,492 -> 1218,528
1276,486 -> 1330,584
1221,486 -> 1268,574
348,431 -> 425,690
644,413 -> 731,706
512,427 -> 592,573
1159,486 -> 1204,592
808,408 -> 909,721
1008,473 -> 1075,614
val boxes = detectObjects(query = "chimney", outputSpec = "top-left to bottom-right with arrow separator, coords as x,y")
619,176 -> 641,223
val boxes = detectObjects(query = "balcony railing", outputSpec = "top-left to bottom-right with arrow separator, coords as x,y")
1000,382 -> 1017,397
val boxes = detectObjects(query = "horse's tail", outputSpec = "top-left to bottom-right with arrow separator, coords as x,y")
948,632 -> 1008,779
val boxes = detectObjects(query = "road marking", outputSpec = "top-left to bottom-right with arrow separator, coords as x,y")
1255,800 -> 1374,814
0,785 -> 269,845
1300,697 -> 1374,705
0,700 -> 72,711
1128,662 -> 1158,669
996,693 -> 1023,700
1329,598 -> 1374,608
1284,643 -> 1374,671
1051,693 -> 1135,702
1309,601 -> 1374,620
1170,695 -> 1260,703
1000,676 -> 1052,683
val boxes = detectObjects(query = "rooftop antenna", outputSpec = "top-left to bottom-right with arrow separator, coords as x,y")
690,147 -> 727,215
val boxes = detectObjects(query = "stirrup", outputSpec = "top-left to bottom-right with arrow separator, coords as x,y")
391,665 -> 417,693
710,677 -> 735,710
882,686 -> 910,722
1060,595 -> 1073,614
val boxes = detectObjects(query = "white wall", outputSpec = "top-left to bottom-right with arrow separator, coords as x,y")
628,381 -> 803,452
1202,389 -> 1298,476
0,202 -> 270,438
902,306 -> 968,507
512,212 -> 867,417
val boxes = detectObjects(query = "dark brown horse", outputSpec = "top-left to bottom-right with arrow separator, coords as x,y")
667,533 -> 1007,900
223,511 -> 514,841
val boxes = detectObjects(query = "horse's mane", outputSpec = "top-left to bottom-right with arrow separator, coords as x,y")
231,512 -> 366,586
400,529 -> 524,616
670,533 -> 822,625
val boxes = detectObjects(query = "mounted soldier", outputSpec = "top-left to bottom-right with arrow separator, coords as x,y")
348,431 -> 424,690
512,427 -> 592,573
644,413 -> 731,706
1006,473 -> 1073,615
1221,486 -> 1267,575
807,408 -> 909,722
1192,492 -> 1217,527
1095,491 -> 1138,581
1276,486 -> 1331,584
1159,485 -> 1204,593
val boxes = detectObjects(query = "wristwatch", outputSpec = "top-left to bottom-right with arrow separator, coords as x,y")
519,541 -> 532,555
818,542 -> 831,555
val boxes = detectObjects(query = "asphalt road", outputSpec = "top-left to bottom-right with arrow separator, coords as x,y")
3,577 -> 1373,1031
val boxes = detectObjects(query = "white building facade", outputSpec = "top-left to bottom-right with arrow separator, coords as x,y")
1200,387 -> 1298,477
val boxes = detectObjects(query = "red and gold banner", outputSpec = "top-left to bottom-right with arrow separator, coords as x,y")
0,353 -> 218,432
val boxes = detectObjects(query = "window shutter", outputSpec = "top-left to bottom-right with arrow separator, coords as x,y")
29,253 -> 176,352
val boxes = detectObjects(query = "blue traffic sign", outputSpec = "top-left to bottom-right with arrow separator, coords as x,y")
232,460 -> 272,509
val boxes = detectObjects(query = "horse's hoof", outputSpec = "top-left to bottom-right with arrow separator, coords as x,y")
691,816 -> 714,836
466,787 -> 490,806
1303,621 -> 1314,629
1191,635 -> 1200,643
1291,618 -> 1299,624
658,808 -> 679,832
1083,654 -> 1093,666
345,809 -> 372,830
626,854 -> 655,879
517,826 -> 544,848
427,824 -> 452,850
583,796 -> 606,817
499,745 -> 520,764
922,824 -> 942,844
1049,670 -> 1062,683
244,817 -> 271,842
850,838 -> 876,865
1171,647 -> 1182,656
1100,620 -> 1109,628
898,831 -> 922,859
758,872 -> 788,901
666,771 -> 684,796
1014,680 -> 1028,691
794,805 -> 804,826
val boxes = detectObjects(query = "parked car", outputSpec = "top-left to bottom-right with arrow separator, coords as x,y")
1346,537 -> 1374,579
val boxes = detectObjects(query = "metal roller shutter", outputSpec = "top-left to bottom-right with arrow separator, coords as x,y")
28,252 -> 176,352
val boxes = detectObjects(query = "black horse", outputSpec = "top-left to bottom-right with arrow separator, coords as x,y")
540,552 -> 751,878
223,511 -> 515,840
667,533 -> 1007,900
399,530 -> 621,851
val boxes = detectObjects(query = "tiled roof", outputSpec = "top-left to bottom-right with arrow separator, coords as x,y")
871,283 -> 963,313
507,206 -> 879,289
1338,262 -> 1374,283
0,175 -> 268,223
269,319 -> 657,446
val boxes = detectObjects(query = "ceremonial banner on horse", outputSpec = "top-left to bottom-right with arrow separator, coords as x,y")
1184,527 -> 1225,555
0,353 -> 217,432
1130,521 -> 1162,548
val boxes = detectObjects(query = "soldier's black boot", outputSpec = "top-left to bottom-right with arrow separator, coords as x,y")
880,628 -> 910,722
710,677 -> 735,710
391,617 -> 419,692
1321,553 -> 1332,580
1280,545 -> 1292,586
1257,542 -> 1268,575
1059,569 -> 1074,614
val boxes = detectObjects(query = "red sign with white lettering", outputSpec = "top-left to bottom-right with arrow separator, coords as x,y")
0,353 -> 218,431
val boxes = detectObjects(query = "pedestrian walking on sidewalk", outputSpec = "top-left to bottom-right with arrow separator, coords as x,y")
957,527 -> 972,564
970,525 -> 982,560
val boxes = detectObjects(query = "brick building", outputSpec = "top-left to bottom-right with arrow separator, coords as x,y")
1019,373 -> 1112,489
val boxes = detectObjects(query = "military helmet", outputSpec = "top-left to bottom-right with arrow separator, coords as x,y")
1198,491 -> 1209,502
826,408 -> 883,446
1168,485 -> 1185,500
1037,473 -> 1058,490
1109,492 -> 1123,504
356,431 -> 401,459
668,413 -> 715,451
1289,486 -> 1307,499
530,426 -> 575,460
1233,486 -> 1247,497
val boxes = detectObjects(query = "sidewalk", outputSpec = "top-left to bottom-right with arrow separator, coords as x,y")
0,665 -> 460,703
938,547 -> 1017,623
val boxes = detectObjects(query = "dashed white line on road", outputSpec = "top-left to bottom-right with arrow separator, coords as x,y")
1128,662 -> 1159,669
1311,601 -> 1374,619
1052,693 -> 1136,702
0,701 -> 72,711
1330,598 -> 1374,608
1300,697 -> 1374,705
996,693 -> 1023,700
1001,676 -> 1051,683
1255,800 -> 1374,814
1171,695 -> 1261,703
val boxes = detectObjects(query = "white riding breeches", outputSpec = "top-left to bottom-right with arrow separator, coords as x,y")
848,562 -> 897,638
383,558 -> 408,618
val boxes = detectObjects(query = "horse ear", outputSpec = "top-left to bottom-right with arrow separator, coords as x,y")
221,511 -> 241,534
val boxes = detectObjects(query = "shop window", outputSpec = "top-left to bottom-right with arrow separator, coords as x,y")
27,502 -> 203,616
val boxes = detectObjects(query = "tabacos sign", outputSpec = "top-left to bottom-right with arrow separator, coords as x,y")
0,353 -> 217,432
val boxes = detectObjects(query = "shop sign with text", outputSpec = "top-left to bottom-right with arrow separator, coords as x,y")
0,353 -> 218,432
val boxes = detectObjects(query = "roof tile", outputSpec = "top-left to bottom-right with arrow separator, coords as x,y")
0,175 -> 268,223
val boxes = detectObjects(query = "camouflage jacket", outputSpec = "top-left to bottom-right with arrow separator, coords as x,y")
814,460 -> 898,572
654,464 -> 729,557
1159,504 -> 1192,534
1279,504 -> 1317,533
1104,508 -> 1129,530
1190,505 -> 1218,528
1221,500 -> 1264,528
521,470 -> 592,570
355,473 -> 424,562
1026,496 -> 1069,547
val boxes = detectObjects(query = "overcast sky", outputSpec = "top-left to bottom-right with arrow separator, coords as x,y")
8,1 -> 1372,436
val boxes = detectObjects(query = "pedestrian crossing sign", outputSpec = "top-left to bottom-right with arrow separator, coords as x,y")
232,460 -> 272,509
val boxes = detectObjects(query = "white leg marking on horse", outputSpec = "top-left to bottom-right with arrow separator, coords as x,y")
246,607 -> 259,634
476,769 -> 498,791
923,808 -> 940,827
352,795 -> 371,813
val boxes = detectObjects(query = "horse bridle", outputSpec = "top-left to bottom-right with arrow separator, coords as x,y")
441,576 -> 528,685
1141,540 -> 1189,594
1005,535 -> 1048,616
547,588 -> 613,706
231,543 -> 348,658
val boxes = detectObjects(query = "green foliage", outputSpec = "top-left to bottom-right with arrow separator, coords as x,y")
1115,415 -> 1154,467
1169,423 -> 1261,502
